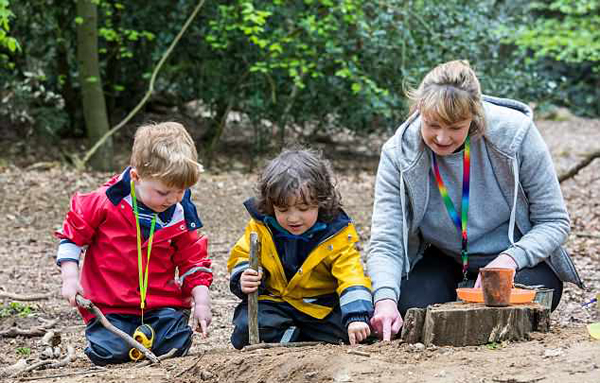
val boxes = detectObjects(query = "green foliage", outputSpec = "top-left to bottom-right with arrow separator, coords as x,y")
16,347 -> 31,356
0,0 -> 20,68
0,301 -> 34,318
500,0 -> 600,116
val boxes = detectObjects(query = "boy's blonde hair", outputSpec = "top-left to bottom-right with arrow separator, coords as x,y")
407,60 -> 486,137
130,122 -> 203,189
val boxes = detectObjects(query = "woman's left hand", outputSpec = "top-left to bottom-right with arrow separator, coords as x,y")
474,254 -> 518,288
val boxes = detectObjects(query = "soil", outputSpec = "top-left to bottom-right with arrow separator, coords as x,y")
0,116 -> 599,383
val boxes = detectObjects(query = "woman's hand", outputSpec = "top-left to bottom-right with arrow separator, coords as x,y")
240,268 -> 263,294
369,299 -> 403,341
347,321 -> 371,345
474,253 -> 518,288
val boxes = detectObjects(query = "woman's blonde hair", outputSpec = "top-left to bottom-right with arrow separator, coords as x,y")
130,122 -> 203,189
406,60 -> 486,136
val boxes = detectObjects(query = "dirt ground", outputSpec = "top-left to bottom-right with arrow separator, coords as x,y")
0,116 -> 599,382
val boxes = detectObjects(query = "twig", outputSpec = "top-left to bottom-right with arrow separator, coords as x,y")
135,348 -> 178,368
0,319 -> 58,338
558,149 -> 600,183
573,232 -> 600,239
11,361 -> 52,377
47,346 -> 76,368
492,378 -> 545,383
174,350 -> 205,377
243,341 -> 322,351
18,367 -> 108,381
0,292 -> 54,301
347,349 -> 371,357
78,0 -> 207,169
75,295 -> 159,364
248,232 -> 260,345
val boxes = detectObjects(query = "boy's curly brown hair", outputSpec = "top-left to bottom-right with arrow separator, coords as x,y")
255,148 -> 342,223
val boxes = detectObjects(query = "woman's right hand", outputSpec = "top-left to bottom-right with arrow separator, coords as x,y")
370,299 -> 403,341
240,268 -> 263,294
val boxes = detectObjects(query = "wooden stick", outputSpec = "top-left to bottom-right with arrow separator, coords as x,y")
18,367 -> 109,381
47,346 -> 76,368
0,319 -> 58,338
248,232 -> 261,345
0,291 -> 54,301
174,350 -> 205,377
135,348 -> 178,368
243,341 -> 321,351
75,295 -> 160,364
347,349 -> 371,357
558,149 -> 600,183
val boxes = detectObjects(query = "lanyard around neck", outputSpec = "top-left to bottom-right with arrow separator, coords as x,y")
431,136 -> 471,279
130,180 -> 157,316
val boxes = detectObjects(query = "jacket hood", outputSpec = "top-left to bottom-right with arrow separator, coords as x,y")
388,95 -> 534,171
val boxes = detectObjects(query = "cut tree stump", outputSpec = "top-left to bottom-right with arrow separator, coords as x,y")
400,302 -> 550,347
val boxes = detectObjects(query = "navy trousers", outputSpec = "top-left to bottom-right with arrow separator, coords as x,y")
397,247 -> 563,317
84,308 -> 192,366
231,300 -> 348,350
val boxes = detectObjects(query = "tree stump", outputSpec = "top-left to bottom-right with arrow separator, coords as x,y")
400,302 -> 550,347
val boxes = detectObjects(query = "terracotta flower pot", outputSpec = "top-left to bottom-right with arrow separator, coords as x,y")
480,268 -> 514,307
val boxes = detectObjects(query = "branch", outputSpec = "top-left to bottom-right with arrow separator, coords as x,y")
75,295 -> 160,364
78,0 -> 207,169
135,348 -> 178,368
243,341 -> 322,351
0,319 -> 58,338
558,149 -> 600,183
0,292 -> 54,301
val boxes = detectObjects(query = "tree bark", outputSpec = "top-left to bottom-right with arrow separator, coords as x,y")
76,0 -> 113,171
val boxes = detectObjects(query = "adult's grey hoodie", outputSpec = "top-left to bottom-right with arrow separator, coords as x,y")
367,95 -> 583,304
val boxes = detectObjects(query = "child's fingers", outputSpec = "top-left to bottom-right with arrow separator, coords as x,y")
199,320 -> 208,338
348,330 -> 357,346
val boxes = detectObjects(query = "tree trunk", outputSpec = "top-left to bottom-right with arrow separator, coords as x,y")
77,0 -> 113,171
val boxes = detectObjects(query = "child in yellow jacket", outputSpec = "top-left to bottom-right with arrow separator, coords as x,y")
228,148 -> 373,349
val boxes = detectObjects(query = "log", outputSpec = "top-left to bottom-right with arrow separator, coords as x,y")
400,308 -> 426,344
248,232 -> 261,345
401,302 -> 549,347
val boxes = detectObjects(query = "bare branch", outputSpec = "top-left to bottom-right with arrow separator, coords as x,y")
559,149 -> 600,183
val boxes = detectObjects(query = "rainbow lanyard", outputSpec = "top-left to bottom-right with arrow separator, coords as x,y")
130,180 -> 157,322
431,136 -> 471,280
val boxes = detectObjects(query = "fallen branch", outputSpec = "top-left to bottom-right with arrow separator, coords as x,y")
174,350 -> 205,377
558,149 -> 600,183
75,295 -> 159,364
0,319 -> 58,338
12,346 -> 76,377
491,378 -> 545,383
243,341 -> 322,351
347,349 -> 371,357
0,292 -> 54,301
573,232 -> 600,239
135,348 -> 178,368
18,367 -> 108,381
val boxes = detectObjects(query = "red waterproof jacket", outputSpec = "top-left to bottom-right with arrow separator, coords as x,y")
56,171 -> 212,322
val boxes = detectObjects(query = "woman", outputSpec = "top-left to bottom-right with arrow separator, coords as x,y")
367,60 -> 582,341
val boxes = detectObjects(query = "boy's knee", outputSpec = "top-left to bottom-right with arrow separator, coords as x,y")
85,340 -> 131,366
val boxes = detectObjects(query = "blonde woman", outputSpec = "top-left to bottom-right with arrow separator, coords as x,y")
367,61 -> 582,341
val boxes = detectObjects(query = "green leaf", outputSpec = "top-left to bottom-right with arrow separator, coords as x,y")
75,16 -> 84,25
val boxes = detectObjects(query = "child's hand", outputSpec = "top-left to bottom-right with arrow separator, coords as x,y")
60,261 -> 82,307
191,285 -> 212,338
347,321 -> 371,345
240,268 -> 263,294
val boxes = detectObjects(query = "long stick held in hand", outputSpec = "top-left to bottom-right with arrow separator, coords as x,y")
248,232 -> 261,345
75,295 -> 160,364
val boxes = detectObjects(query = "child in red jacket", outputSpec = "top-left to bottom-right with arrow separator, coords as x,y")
56,122 -> 212,365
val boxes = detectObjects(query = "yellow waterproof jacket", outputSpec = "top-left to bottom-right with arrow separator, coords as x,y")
228,209 -> 373,321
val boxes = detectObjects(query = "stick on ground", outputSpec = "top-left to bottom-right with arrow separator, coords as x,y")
75,295 -> 160,364
243,341 -> 322,352
0,291 -> 54,301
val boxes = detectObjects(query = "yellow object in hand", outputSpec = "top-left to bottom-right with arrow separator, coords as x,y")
129,324 -> 155,361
